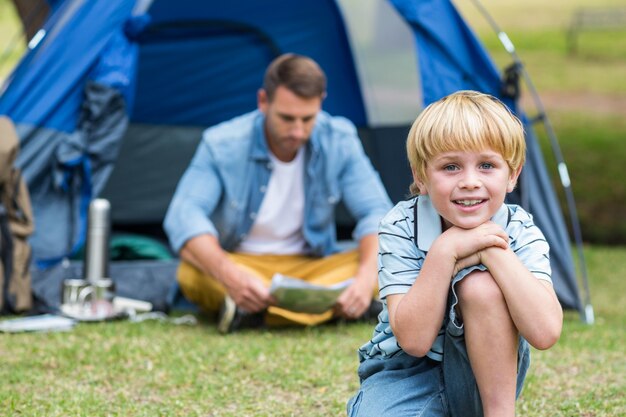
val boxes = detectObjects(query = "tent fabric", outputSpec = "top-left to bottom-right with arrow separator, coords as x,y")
0,0 -> 136,132
336,0 -> 422,126
1,0 -> 135,263
391,0 -> 505,106
131,0 -> 366,127
0,0 -> 585,313
15,82 -> 128,265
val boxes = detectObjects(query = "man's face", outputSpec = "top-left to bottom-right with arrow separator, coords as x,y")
258,85 -> 322,162
415,149 -> 521,230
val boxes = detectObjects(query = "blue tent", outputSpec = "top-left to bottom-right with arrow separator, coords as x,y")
0,0 -> 587,315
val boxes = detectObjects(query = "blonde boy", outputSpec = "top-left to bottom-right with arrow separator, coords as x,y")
347,91 -> 563,417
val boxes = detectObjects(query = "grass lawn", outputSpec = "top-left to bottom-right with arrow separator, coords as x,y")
0,245 -> 624,416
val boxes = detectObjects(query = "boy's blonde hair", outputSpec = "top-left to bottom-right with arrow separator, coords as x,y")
406,90 -> 526,195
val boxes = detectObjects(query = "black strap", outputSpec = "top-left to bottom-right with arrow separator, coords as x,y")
10,170 -> 26,223
413,198 -> 418,245
0,202 -> 14,311
507,205 -> 512,226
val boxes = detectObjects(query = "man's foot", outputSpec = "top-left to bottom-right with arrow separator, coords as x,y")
217,296 -> 265,334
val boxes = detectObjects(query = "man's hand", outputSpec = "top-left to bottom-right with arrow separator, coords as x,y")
334,234 -> 379,319
217,262 -> 275,313
335,276 -> 374,319
181,234 -> 274,313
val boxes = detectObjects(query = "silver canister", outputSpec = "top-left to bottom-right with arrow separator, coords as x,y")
84,198 -> 110,283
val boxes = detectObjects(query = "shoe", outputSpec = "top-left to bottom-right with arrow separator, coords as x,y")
217,296 -> 265,334
217,296 -> 237,334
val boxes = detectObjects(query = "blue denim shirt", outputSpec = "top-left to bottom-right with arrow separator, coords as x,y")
164,110 -> 392,256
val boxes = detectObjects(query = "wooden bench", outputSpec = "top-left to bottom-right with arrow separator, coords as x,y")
567,7 -> 626,54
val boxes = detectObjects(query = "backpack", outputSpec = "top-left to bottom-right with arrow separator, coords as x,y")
0,116 -> 35,314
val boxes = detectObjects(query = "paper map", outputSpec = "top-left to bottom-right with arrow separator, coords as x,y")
269,273 -> 353,314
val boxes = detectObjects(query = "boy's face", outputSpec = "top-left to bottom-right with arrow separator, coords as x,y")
415,149 -> 521,230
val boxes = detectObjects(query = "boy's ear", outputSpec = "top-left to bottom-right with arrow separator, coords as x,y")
507,166 -> 523,193
412,168 -> 427,195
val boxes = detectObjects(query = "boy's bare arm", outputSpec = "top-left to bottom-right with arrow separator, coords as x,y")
480,247 -> 563,349
388,223 -> 508,357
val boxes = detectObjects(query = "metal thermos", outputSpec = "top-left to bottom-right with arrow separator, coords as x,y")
84,198 -> 110,283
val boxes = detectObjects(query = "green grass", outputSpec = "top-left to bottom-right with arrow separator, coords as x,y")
0,318 -> 369,416
482,29 -> 626,95
536,111 -> 626,243
0,245 -> 624,416
519,245 -> 626,416
456,0 -> 626,95
456,0 -> 626,32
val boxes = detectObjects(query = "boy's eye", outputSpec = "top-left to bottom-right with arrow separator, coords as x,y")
443,164 -> 459,171
479,162 -> 494,169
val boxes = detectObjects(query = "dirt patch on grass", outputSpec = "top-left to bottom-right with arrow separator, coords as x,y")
521,91 -> 626,117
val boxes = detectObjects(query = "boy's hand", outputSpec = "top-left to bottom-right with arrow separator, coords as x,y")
438,221 -> 509,268
453,252 -> 485,276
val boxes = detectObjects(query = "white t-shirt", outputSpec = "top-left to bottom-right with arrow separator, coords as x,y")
236,148 -> 307,254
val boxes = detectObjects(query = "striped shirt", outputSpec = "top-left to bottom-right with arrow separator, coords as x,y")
358,195 -> 552,362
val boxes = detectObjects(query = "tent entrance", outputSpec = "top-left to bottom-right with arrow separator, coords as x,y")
130,20 -> 279,127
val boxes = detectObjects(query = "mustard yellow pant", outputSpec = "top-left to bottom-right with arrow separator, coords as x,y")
177,250 -> 368,326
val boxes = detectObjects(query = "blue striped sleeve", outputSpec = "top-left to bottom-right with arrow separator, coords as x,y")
378,201 -> 425,299
508,206 -> 552,284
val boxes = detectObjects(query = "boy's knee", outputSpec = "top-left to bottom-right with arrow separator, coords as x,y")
457,271 -> 504,311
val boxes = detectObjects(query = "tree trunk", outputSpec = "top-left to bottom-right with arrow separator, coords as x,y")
10,0 -> 50,42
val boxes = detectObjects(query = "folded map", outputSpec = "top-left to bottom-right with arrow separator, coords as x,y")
269,273 -> 353,314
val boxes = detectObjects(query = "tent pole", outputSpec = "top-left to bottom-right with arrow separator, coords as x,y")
468,0 -> 594,324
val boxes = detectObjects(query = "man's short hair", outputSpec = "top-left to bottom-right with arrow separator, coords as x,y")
263,53 -> 327,100
406,90 -> 526,195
